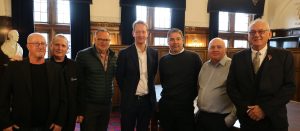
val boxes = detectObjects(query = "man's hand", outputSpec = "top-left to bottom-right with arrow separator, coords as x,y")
247,105 -> 265,121
3,125 -> 19,131
76,115 -> 84,123
50,124 -> 62,131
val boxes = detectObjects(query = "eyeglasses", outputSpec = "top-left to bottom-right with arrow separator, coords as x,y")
96,38 -> 111,42
29,42 -> 47,47
248,30 -> 269,36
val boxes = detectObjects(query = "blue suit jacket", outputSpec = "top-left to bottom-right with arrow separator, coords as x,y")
116,44 -> 158,111
227,47 -> 296,129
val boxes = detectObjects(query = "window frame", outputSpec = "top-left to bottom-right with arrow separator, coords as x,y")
218,12 -> 254,48
136,5 -> 171,46
34,0 -> 71,58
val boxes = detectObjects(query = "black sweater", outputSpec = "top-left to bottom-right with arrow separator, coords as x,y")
159,50 -> 202,104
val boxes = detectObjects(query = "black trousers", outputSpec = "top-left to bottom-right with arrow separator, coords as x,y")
240,118 -> 288,131
195,110 -> 230,131
158,101 -> 195,131
12,126 -> 51,131
80,102 -> 112,131
241,127 -> 288,131
63,113 -> 77,131
121,95 -> 152,131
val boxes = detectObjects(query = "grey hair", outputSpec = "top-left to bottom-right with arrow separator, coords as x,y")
94,27 -> 110,36
167,28 -> 184,39
51,34 -> 68,46
248,19 -> 270,31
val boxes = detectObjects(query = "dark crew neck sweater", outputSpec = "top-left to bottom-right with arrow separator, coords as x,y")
30,63 -> 49,127
159,50 -> 202,104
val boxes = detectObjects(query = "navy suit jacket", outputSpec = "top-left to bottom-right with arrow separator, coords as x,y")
227,47 -> 296,129
116,44 -> 158,111
0,58 -> 67,130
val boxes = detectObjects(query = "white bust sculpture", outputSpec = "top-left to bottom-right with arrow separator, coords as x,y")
1,30 -> 23,61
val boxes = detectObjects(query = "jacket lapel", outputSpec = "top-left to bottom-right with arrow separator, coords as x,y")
146,48 -> 152,75
245,49 -> 255,81
259,47 -> 272,82
130,44 -> 139,72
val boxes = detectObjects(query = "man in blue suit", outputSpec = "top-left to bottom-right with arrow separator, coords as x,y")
227,19 -> 296,131
116,20 -> 158,131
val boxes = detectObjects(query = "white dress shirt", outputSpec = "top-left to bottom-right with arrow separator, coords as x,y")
135,45 -> 148,96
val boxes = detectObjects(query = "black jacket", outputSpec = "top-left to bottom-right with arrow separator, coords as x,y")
0,58 -> 67,130
48,57 -> 82,131
0,49 -> 9,79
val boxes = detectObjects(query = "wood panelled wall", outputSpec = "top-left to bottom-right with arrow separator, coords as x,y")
272,28 -> 300,37
0,16 -> 12,44
91,22 -> 210,47
110,45 -> 300,106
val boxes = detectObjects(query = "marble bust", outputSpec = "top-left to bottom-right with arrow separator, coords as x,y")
1,30 -> 23,61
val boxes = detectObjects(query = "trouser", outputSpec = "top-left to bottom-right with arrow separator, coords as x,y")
80,102 -> 112,131
158,101 -> 195,131
240,118 -> 288,131
12,126 -> 50,131
195,110 -> 230,131
121,95 -> 152,131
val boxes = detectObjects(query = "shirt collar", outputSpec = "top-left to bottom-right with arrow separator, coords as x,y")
135,43 -> 147,53
169,48 -> 185,55
251,44 -> 267,55
94,45 -> 110,56
208,55 -> 229,67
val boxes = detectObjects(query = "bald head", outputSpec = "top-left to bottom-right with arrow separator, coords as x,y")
26,33 -> 47,63
208,38 -> 226,64
208,38 -> 225,48
27,33 -> 46,44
